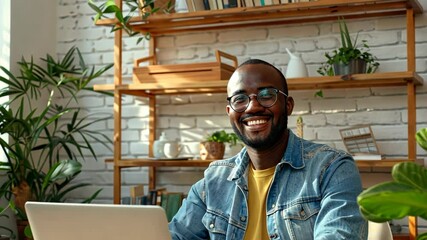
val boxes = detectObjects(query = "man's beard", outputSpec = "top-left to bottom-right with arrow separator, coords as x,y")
232,111 -> 288,151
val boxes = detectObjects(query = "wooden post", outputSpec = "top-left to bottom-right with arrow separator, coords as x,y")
406,7 -> 417,240
113,0 -> 123,205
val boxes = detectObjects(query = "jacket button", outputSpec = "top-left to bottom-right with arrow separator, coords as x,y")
209,223 -> 215,229
300,210 -> 305,216
269,233 -> 278,239
240,216 -> 247,222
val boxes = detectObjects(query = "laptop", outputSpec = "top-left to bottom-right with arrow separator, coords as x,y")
25,201 -> 172,240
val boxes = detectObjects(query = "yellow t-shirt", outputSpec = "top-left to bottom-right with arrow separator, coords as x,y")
244,165 -> 275,240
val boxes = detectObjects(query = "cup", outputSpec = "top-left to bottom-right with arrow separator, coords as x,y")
163,142 -> 182,158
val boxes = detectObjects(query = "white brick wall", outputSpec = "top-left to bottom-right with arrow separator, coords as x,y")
53,0 -> 427,233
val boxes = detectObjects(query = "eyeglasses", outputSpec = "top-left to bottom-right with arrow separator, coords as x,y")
227,88 -> 288,113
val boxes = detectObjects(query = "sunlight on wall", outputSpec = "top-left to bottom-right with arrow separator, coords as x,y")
0,0 -> 10,163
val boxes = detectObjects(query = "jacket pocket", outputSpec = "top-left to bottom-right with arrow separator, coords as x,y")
277,201 -> 320,239
282,201 -> 319,221
202,212 -> 228,237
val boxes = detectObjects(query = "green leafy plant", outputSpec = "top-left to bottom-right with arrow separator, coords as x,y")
0,46 -> 113,225
317,17 -> 380,76
0,205 -> 16,239
205,130 -> 239,147
88,0 -> 174,44
357,127 -> 427,240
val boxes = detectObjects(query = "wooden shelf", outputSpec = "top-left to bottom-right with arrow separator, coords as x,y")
95,0 -> 423,35
105,158 -> 213,167
106,158 -> 418,168
94,71 -> 423,95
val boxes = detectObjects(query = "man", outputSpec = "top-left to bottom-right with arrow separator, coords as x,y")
169,59 -> 368,239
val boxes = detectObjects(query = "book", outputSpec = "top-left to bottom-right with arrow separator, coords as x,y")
223,0 -> 230,8
203,0 -> 211,10
121,197 -> 131,205
352,154 -> 383,161
228,0 -> 238,7
130,184 -> 145,205
272,0 -> 280,5
161,192 -> 184,221
244,0 -> 254,7
186,0 -> 195,12
193,0 -> 206,11
149,187 -> 166,205
216,0 -> 224,9
208,0 -> 218,9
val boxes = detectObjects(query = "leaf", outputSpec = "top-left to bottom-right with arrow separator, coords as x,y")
392,161 -> 427,191
416,128 -> 427,151
357,181 -> 427,222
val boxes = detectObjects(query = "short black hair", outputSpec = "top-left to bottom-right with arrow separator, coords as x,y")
238,59 -> 288,95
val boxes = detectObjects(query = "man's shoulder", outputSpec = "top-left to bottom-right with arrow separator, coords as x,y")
299,138 -> 353,162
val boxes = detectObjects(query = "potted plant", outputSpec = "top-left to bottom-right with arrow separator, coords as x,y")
317,17 -> 380,76
0,46 -> 113,239
199,130 -> 240,160
357,127 -> 427,240
88,0 -> 174,44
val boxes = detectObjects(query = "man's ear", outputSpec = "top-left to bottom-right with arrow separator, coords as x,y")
286,96 -> 294,116
226,105 -> 231,116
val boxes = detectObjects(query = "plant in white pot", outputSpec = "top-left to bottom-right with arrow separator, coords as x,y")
317,17 -> 380,76
0,46 -> 113,239
357,127 -> 427,240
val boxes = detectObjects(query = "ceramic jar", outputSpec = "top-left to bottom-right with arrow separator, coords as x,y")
153,132 -> 182,159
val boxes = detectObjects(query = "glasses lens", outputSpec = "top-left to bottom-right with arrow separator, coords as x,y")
257,88 -> 277,108
230,94 -> 249,112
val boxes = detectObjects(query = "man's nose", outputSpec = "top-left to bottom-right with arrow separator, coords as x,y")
245,95 -> 264,112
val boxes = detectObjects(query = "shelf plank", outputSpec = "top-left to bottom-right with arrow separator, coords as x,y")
95,0 -> 423,35
93,71 -> 423,95
105,158 -> 213,167
105,158 -> 419,168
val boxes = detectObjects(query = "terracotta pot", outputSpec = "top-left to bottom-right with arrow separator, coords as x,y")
16,220 -> 31,240
199,142 -> 225,160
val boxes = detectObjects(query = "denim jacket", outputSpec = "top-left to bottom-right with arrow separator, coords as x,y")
169,130 -> 368,240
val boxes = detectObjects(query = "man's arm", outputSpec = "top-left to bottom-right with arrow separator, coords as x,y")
314,158 -> 368,240
169,179 -> 209,240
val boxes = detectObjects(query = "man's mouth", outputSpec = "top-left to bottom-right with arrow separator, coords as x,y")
246,119 -> 267,126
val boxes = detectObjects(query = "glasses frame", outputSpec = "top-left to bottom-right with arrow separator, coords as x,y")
227,88 -> 288,113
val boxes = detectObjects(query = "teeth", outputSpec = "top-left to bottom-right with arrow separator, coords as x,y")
247,119 -> 267,126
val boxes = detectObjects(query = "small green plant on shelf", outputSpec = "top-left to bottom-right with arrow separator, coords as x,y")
200,130 -> 241,160
88,0 -> 174,44
205,130 -> 239,146
317,17 -> 380,76
357,127 -> 427,240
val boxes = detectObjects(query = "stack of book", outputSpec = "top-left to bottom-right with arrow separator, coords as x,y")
185,0 -> 315,12
121,186 -> 185,222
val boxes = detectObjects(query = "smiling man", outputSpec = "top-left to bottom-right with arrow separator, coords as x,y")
169,59 -> 368,240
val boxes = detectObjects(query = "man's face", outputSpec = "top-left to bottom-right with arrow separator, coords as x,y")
226,64 -> 293,150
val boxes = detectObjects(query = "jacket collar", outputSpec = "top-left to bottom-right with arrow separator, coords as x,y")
228,130 -> 306,182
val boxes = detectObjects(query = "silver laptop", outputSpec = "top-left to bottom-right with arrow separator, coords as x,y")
25,201 -> 172,240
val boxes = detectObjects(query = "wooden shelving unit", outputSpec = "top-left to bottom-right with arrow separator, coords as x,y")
93,1 -> 423,239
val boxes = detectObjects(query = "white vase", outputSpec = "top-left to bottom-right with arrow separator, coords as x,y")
285,48 -> 308,78
174,0 -> 189,13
